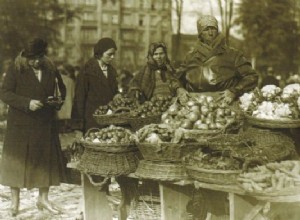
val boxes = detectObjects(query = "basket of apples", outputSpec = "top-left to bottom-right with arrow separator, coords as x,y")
161,93 -> 239,144
78,125 -> 140,177
128,94 -> 173,131
93,93 -> 138,126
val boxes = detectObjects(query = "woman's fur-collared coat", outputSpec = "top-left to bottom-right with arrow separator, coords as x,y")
74,58 -> 118,133
0,55 -> 66,188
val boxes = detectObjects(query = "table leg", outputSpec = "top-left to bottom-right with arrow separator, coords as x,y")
159,182 -> 193,220
116,176 -> 139,220
82,174 -> 113,220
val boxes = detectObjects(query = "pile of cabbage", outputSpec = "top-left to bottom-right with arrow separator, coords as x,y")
239,84 -> 300,120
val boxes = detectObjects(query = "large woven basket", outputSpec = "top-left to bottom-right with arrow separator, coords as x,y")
128,115 -> 161,131
137,142 -> 200,162
78,147 -> 141,176
186,165 -> 241,185
245,114 -> 300,129
135,160 -> 187,181
81,140 -> 136,153
236,127 -> 296,163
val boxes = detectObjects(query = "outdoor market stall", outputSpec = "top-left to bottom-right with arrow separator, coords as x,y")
68,84 -> 300,220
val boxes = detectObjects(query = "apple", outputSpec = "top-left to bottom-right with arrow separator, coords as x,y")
190,105 -> 200,112
181,119 -> 193,129
201,106 -> 209,116
186,112 -> 199,122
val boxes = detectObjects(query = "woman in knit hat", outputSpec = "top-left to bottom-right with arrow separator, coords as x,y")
0,37 -> 66,216
128,41 -> 188,103
74,37 -> 118,133
177,15 -> 258,105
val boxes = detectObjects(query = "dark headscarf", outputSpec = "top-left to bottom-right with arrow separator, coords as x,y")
22,38 -> 48,58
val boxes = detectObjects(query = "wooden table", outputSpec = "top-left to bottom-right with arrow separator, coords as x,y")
68,162 -> 300,220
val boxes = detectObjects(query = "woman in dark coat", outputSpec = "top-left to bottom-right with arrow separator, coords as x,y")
74,37 -> 118,133
178,15 -> 258,105
0,38 -> 66,216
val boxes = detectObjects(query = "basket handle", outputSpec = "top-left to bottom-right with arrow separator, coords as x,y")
84,127 -> 101,138
83,173 -> 110,190
113,107 -> 131,114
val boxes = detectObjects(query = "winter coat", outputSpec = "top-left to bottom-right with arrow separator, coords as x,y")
177,34 -> 258,97
0,55 -> 66,188
57,74 -> 75,119
73,58 -> 118,133
129,63 -> 181,101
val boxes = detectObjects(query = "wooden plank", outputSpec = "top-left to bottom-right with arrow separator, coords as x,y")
159,182 -> 193,220
82,174 -> 113,220
230,194 -> 265,220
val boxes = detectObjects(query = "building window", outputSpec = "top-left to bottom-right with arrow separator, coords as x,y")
123,0 -> 135,8
102,13 -> 109,24
81,27 -> 97,41
112,15 -> 118,24
139,17 -> 144,26
83,12 -> 95,21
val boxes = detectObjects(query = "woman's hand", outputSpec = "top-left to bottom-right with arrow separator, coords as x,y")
177,88 -> 189,104
29,100 -> 43,111
218,89 -> 236,105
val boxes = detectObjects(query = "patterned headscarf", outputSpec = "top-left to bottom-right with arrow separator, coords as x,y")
197,15 -> 218,34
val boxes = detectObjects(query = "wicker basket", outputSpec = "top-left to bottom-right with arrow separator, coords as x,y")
186,165 -> 241,185
78,147 -> 141,176
206,133 -> 254,152
183,129 -> 223,144
81,140 -> 136,153
128,115 -> 161,131
245,114 -> 300,129
93,112 -> 130,126
137,142 -> 201,162
81,127 -> 136,153
135,160 -> 187,181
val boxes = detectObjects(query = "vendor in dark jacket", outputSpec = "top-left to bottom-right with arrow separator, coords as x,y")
177,15 -> 258,104
74,37 -> 119,133
179,15 -> 258,219
0,38 -> 66,216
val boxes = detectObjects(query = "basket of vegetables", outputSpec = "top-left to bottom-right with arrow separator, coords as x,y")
78,126 -> 141,176
160,93 -> 240,144
240,84 -> 300,128
237,161 -> 300,200
136,124 -> 201,162
93,94 -> 138,126
128,94 -> 173,131
185,150 -> 242,185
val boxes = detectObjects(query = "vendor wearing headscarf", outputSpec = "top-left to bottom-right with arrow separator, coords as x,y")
129,42 -> 187,102
177,15 -> 258,104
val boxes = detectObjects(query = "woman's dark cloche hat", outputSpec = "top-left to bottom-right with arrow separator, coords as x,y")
22,38 -> 48,58
94,37 -> 117,57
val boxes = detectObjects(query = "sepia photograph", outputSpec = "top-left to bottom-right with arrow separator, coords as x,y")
0,0 -> 300,219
